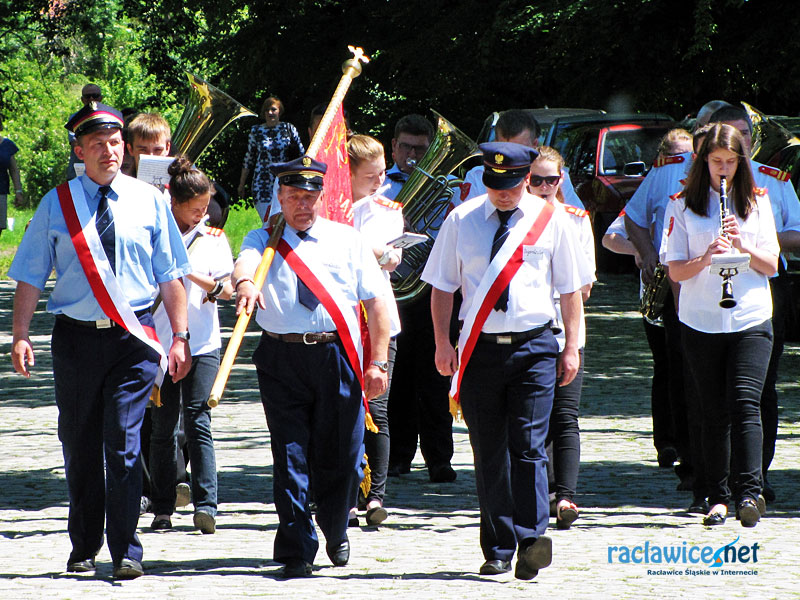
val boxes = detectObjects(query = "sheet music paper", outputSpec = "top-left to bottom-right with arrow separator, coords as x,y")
136,155 -> 173,188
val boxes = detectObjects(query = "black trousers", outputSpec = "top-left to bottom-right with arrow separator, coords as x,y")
761,274 -> 789,477
642,319 -> 675,452
546,350 -> 583,502
388,291 -> 453,470
363,338 -> 397,503
681,320 -> 772,505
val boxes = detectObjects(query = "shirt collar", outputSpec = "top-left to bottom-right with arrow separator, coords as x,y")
80,171 -> 121,201
482,193 -> 532,221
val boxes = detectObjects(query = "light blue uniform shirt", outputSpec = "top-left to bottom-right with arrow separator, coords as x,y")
238,218 -> 386,334
9,173 -> 191,320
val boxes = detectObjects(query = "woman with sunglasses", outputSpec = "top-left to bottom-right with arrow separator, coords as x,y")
529,146 -> 595,530
663,123 -> 777,528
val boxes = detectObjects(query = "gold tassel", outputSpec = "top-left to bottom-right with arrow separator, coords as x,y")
149,384 -> 162,408
359,453 -> 372,498
365,411 -> 378,433
449,396 -> 462,421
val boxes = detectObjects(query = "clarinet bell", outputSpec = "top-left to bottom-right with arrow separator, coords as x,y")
720,278 -> 737,309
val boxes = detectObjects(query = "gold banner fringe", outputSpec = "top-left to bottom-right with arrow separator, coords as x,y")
359,454 -> 372,498
365,411 -> 378,433
449,396 -> 462,421
149,384 -> 162,408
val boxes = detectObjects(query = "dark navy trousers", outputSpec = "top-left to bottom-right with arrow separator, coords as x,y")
253,332 -> 364,565
51,314 -> 158,566
459,329 -> 557,563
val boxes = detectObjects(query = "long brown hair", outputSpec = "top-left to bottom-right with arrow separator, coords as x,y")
682,123 -> 755,219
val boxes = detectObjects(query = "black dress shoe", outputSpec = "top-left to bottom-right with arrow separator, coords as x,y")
113,558 -> 144,580
657,446 -> 678,468
515,535 -> 552,580
279,559 -> 312,579
702,506 -> 727,526
479,559 -> 511,575
327,539 -> 350,567
428,464 -> 457,483
687,498 -> 710,514
736,498 -> 760,528
66,557 -> 96,573
150,516 -> 172,531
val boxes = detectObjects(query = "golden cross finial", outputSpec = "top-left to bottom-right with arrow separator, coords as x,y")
348,45 -> 370,65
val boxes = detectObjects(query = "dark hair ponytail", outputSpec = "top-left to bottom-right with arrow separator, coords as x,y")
168,155 -> 213,204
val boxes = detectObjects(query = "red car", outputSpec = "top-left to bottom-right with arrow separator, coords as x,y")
554,114 -> 675,271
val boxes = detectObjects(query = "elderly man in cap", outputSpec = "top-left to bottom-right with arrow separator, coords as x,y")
9,101 -> 192,579
423,142 -> 592,580
233,156 -> 390,578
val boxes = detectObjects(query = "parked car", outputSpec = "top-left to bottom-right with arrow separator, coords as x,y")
554,114 -> 675,271
476,107 -> 606,146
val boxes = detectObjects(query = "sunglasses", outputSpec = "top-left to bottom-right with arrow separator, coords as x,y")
529,175 -> 561,187
82,93 -> 102,100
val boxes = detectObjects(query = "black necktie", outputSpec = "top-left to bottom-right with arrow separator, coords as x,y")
295,230 -> 320,311
96,185 -> 115,273
491,208 -> 517,312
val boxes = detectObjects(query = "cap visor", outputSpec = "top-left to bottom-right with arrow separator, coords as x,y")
482,172 -> 524,191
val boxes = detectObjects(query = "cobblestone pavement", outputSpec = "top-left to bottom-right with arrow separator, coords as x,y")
0,275 -> 798,599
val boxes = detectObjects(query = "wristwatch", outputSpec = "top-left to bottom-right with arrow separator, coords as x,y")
173,331 -> 191,341
370,360 -> 389,373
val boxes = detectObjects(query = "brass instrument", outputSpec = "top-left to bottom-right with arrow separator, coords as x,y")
390,111 -> 480,304
172,73 -> 257,161
742,102 -> 800,194
640,263 -> 670,321
718,175 -> 737,309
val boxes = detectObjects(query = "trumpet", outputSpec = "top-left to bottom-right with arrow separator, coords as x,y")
718,175 -> 737,309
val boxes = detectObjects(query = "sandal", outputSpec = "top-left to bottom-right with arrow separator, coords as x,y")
556,500 -> 579,530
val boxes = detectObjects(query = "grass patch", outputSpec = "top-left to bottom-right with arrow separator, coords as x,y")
0,203 -> 262,279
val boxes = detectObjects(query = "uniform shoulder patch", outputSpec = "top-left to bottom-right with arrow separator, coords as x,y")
204,226 -> 224,237
754,186 -> 768,197
373,196 -> 402,211
653,155 -> 685,168
669,191 -> 683,202
757,165 -> 791,182
564,205 -> 588,218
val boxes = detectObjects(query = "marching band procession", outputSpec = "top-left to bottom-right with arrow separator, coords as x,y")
5,47 -> 799,588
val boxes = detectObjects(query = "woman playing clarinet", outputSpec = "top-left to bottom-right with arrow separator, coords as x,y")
663,123 -> 778,528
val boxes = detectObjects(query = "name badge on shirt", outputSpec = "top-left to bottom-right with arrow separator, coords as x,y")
523,245 -> 546,264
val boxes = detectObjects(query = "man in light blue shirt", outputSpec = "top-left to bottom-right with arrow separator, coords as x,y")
10,101 -> 191,580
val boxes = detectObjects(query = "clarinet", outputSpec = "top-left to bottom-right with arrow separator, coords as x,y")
719,175 -> 737,309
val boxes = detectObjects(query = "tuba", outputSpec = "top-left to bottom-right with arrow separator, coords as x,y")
742,101 -> 800,193
640,263 -> 670,322
172,73 -> 257,161
390,111 -> 480,304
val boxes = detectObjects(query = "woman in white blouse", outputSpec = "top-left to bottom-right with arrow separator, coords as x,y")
664,123 -> 778,529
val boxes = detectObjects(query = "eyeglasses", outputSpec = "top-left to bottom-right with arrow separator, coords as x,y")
529,175 -> 561,187
398,142 -> 428,155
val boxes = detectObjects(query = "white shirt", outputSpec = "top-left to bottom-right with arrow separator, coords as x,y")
552,203 -> 596,350
154,221 -> 234,355
461,164 -> 585,209
238,217 -> 386,333
664,189 -> 779,333
422,193 -> 590,333
352,194 -> 404,336
624,152 -> 692,254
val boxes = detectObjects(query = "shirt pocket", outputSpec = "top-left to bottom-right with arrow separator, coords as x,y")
684,216 -> 716,259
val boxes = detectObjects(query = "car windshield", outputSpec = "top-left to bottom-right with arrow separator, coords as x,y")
599,127 -> 665,175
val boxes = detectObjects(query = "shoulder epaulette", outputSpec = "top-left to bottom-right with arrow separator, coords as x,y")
754,187 -> 768,197
653,155 -> 685,168
373,196 -> 402,211
669,191 -> 683,201
758,165 -> 791,182
618,208 -> 626,217
204,226 -> 224,237
564,205 -> 588,218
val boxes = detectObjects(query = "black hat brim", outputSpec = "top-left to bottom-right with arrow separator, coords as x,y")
279,174 -> 325,192
483,172 -> 526,191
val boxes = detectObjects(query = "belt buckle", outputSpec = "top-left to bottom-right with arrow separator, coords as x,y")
302,332 -> 318,345
496,335 -> 512,345
95,318 -> 113,329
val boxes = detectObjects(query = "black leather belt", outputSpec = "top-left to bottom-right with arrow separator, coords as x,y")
56,308 -> 151,329
478,322 -> 552,345
266,331 -> 338,345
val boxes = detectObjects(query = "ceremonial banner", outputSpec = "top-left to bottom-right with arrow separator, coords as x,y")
317,105 -> 354,224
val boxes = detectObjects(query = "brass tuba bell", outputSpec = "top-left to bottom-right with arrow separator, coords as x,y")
390,111 -> 480,304
172,73 -> 257,162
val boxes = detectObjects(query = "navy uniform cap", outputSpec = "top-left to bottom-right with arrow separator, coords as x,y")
480,141 -> 538,190
65,101 -> 124,137
271,155 -> 328,191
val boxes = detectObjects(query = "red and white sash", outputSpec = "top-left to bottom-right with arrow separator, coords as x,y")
449,201 -> 555,407
56,180 -> 168,378
275,228 -> 372,419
